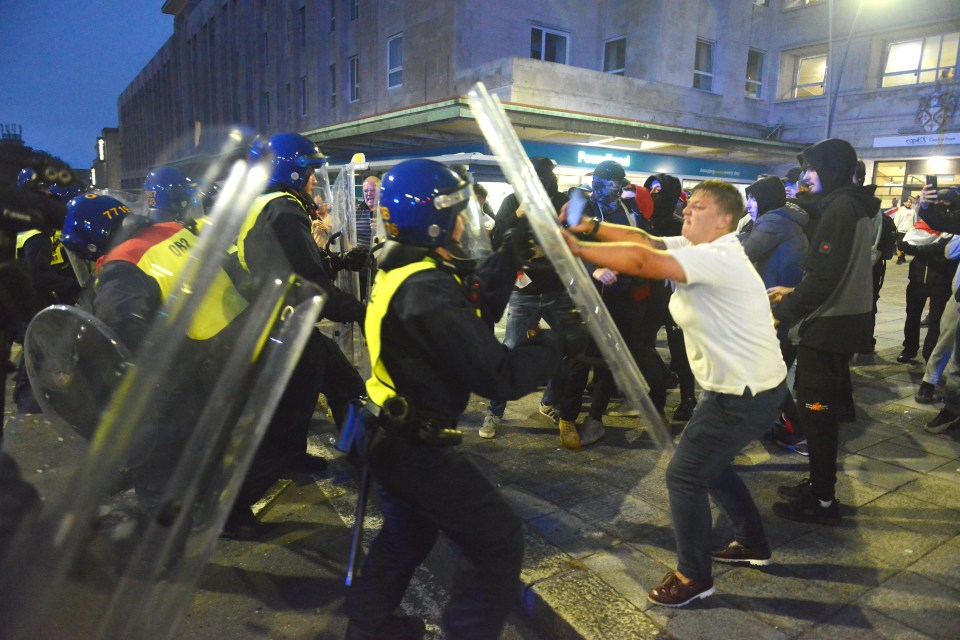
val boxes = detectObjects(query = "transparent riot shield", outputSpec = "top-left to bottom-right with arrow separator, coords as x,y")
466,83 -> 673,451
326,153 -> 364,364
23,305 -> 132,440
0,128 -> 327,640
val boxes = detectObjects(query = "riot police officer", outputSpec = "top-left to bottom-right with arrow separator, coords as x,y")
343,159 -> 563,640
144,165 -> 196,223
239,133 -> 367,457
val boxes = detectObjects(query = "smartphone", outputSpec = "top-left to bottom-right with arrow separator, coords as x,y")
926,175 -> 938,190
565,188 -> 588,228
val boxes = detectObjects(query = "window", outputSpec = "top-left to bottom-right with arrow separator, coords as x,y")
261,91 -> 270,125
794,54 -> 826,97
351,0 -> 359,20
299,6 -> 306,46
531,27 -> 568,64
330,0 -> 335,31
753,0 -> 769,5
784,0 -> 823,7
300,76 -> 308,115
745,49 -> 764,99
883,33 -> 959,87
693,39 -> 714,91
603,37 -> 626,75
349,55 -> 359,102
873,161 -> 906,208
387,34 -> 403,88
331,64 -> 338,107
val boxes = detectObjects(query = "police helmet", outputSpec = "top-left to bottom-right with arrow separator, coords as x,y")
17,168 -> 40,190
380,159 -> 490,260
48,182 -> 84,202
144,166 -> 194,220
249,132 -> 326,193
62,193 -> 131,261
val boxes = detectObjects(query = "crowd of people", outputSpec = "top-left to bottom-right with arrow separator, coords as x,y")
4,130 -> 959,638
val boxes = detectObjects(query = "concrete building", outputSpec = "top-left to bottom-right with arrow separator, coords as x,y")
117,0 -> 960,205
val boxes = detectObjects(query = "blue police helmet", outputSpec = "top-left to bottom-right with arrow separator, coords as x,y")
145,166 -> 193,219
17,168 -> 40,190
249,132 -> 326,193
62,193 -> 131,260
380,159 -> 484,254
48,182 -> 84,202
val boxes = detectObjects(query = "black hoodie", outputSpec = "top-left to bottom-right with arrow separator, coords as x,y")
773,138 -> 880,353
644,173 -> 683,236
746,176 -> 787,217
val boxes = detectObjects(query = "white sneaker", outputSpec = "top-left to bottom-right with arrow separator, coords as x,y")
606,401 -> 640,417
538,403 -> 559,423
479,414 -> 500,439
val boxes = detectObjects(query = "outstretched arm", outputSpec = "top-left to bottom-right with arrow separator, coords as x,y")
562,231 -> 686,282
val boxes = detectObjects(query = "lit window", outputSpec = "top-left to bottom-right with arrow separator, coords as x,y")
330,0 -> 335,31
603,37 -> 626,75
745,49 -> 764,99
883,33 -> 959,87
97,137 -> 106,161
784,0 -> 823,8
531,27 -> 568,64
794,54 -> 826,97
693,39 -> 714,91
387,34 -> 403,88
349,55 -> 360,102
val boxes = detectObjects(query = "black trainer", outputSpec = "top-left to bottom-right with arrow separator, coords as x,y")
711,540 -> 772,566
772,485 -> 841,526
777,478 -> 812,501
925,407 -> 960,434
915,381 -> 939,405
897,351 -> 918,364
673,397 -> 697,422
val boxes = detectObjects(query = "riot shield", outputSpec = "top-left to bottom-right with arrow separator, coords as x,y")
327,153 -> 364,364
466,83 -> 673,451
0,127 -> 327,640
23,305 -> 132,440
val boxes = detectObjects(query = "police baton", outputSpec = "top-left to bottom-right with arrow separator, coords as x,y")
345,463 -> 370,586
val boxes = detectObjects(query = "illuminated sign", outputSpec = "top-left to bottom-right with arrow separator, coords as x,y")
576,149 -> 632,168
874,133 -> 960,148
90,168 -> 97,186
97,137 -> 105,161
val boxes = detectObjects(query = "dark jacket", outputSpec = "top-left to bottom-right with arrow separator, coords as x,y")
375,242 -> 561,420
490,190 -> 569,295
900,233 -> 956,289
741,202 -> 809,289
773,138 -> 879,353
242,189 -> 364,324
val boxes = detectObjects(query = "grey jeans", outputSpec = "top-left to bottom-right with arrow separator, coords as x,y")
666,381 -> 787,582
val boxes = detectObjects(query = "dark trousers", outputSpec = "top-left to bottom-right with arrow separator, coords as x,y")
345,427 -> 523,639
666,382 -> 786,582
903,280 -> 951,360
239,329 -> 364,507
863,259 -> 886,353
795,346 -> 850,502
644,283 -> 695,400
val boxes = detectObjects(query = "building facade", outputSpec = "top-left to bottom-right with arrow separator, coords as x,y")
90,128 -> 122,190
117,0 -> 960,205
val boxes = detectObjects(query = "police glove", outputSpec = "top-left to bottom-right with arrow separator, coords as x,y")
556,309 -> 590,358
342,246 -> 371,272
502,223 -> 537,267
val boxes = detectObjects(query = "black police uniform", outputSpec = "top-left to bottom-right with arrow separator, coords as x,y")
344,242 -> 561,640
238,187 -> 366,435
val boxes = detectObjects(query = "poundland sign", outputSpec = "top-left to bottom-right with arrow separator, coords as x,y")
576,150 -> 632,168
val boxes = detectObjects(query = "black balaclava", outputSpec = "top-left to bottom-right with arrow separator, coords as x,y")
592,160 -> 626,214
746,175 -> 787,217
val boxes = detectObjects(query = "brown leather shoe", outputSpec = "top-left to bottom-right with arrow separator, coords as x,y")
711,540 -> 772,566
647,571 -> 715,607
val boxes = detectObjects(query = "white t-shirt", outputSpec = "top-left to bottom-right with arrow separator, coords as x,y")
662,232 -> 787,395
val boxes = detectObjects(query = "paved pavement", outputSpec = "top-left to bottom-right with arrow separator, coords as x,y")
6,259 -> 960,638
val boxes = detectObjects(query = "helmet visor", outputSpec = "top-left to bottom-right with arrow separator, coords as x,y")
64,247 -> 93,288
442,184 -> 491,261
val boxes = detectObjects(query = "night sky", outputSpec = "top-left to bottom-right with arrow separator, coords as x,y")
0,1 -> 173,169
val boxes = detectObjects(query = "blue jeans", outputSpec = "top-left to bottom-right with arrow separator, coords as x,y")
666,381 -> 786,582
488,290 -> 575,417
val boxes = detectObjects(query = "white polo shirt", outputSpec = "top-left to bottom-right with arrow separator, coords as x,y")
662,232 -> 786,395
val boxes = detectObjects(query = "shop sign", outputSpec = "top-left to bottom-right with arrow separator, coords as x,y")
874,133 -> 960,148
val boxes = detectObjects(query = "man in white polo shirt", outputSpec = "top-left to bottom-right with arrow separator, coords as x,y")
563,179 -> 787,608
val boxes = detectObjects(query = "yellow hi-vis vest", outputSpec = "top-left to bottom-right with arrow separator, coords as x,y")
15,230 -> 67,266
364,258 -> 438,406
100,222 -> 247,340
236,192 -> 302,273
